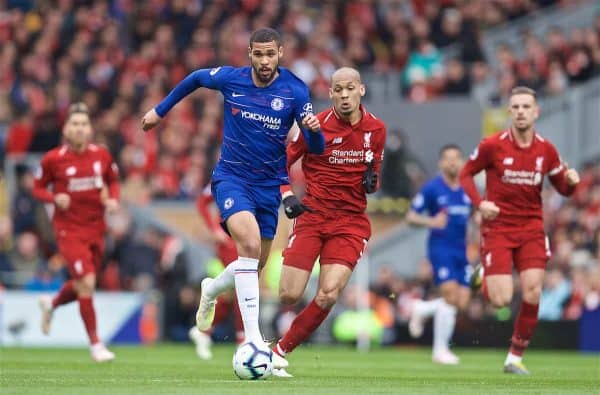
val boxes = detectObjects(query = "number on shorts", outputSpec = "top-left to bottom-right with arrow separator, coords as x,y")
287,234 -> 296,249
74,260 -> 83,274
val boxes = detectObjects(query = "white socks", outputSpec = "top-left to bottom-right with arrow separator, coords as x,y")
433,300 -> 457,353
234,256 -> 262,343
414,298 -> 444,318
505,352 -> 522,365
203,261 -> 236,300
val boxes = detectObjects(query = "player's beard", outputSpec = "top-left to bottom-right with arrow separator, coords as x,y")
253,61 -> 278,84
338,101 -> 355,117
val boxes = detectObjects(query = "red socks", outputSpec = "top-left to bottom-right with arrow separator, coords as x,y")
52,280 -> 77,308
276,299 -> 331,355
78,296 -> 99,344
509,301 -> 539,356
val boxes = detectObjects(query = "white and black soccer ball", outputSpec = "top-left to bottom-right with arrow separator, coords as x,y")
232,341 -> 273,380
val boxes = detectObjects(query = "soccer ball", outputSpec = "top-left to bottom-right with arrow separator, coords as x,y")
232,341 -> 273,380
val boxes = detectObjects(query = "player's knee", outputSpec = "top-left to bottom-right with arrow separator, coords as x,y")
75,278 -> 95,296
279,288 -> 302,306
489,292 -> 511,308
80,285 -> 94,296
441,293 -> 458,307
315,287 -> 341,310
523,285 -> 542,304
236,238 -> 261,258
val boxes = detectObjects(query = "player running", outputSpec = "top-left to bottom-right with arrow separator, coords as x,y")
460,86 -> 580,374
141,28 -> 324,347
188,185 -> 243,360
34,102 -> 120,362
406,144 -> 472,365
271,67 -> 386,377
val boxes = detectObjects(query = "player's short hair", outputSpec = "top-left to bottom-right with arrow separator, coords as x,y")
67,102 -> 90,119
249,28 -> 281,48
439,143 -> 462,158
510,86 -> 537,100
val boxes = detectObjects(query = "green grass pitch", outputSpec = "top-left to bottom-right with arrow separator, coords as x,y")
1,344 -> 598,394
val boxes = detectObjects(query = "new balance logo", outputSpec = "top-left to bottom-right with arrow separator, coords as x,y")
503,157 -> 514,165
232,92 -> 245,97
332,137 -> 343,144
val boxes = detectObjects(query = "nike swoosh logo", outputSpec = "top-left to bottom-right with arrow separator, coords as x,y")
232,93 -> 245,97
244,297 -> 256,302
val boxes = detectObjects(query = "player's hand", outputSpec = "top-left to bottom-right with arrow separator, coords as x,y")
141,108 -> 162,131
564,164 -> 580,186
301,114 -> 320,132
362,161 -> 378,194
104,198 -> 120,214
282,195 -> 313,219
54,193 -> 71,210
429,210 -> 448,229
479,200 -> 500,220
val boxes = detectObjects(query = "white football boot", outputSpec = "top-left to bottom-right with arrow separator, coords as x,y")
408,300 -> 425,338
90,343 -> 115,362
432,349 -> 460,365
272,368 -> 294,378
196,278 -> 217,331
189,326 -> 213,360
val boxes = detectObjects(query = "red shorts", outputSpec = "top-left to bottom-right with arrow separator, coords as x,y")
57,232 -> 105,279
282,211 -> 371,272
217,240 -> 238,267
480,229 -> 550,275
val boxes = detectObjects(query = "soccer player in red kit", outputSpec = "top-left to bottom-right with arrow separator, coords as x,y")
33,103 -> 120,362
460,87 -> 580,374
271,67 -> 386,377
188,185 -> 243,359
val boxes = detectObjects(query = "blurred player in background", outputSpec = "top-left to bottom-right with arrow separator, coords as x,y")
34,102 -> 120,362
271,67 -> 386,377
141,28 -> 324,347
406,144 -> 472,365
188,185 -> 243,360
460,86 -> 580,374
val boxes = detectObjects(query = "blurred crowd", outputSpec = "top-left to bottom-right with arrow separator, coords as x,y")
1,1 -> 599,200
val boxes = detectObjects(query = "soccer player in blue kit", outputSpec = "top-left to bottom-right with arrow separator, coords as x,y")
141,28 -> 325,346
406,144 -> 473,365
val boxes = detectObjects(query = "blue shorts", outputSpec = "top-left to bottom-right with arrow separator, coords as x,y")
428,246 -> 471,287
211,178 -> 281,240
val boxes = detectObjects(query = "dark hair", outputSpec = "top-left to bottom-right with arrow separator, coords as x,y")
439,144 -> 462,158
510,86 -> 537,100
249,28 -> 281,48
67,102 -> 89,119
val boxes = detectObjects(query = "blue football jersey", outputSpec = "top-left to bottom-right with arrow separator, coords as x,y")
156,66 -> 322,186
411,175 -> 472,249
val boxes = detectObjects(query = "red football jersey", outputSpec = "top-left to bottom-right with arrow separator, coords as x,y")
33,144 -> 120,237
460,129 -> 575,232
287,106 -> 386,214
